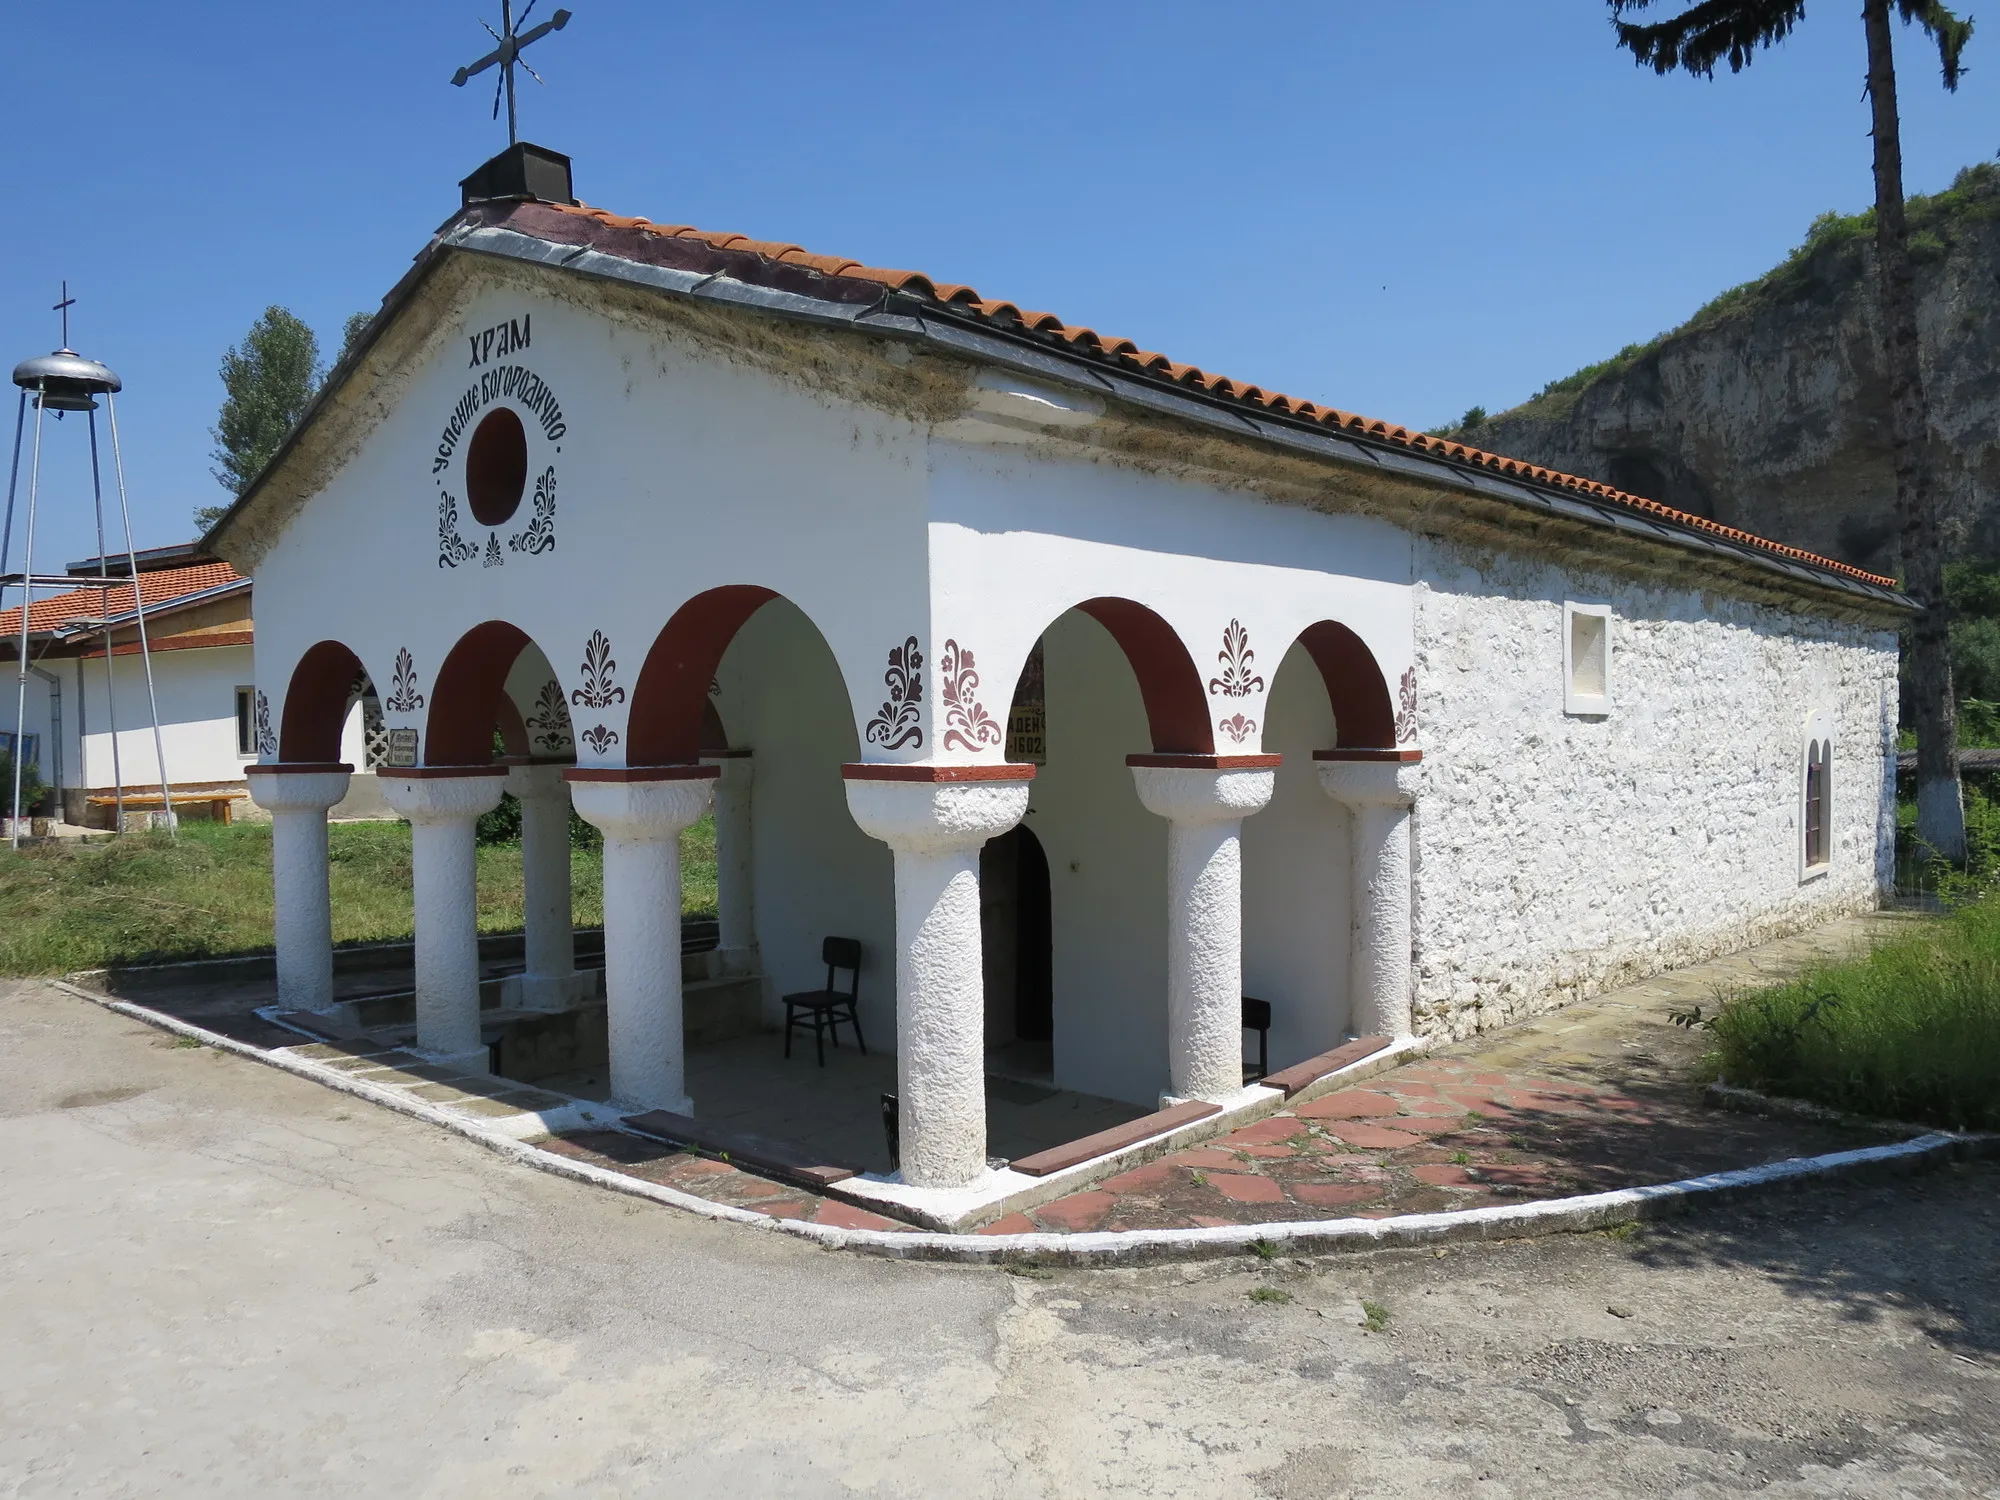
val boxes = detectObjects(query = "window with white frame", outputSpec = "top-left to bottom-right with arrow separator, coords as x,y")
1801,709 -> 1835,878
235,686 -> 256,757
1563,601 -> 1611,715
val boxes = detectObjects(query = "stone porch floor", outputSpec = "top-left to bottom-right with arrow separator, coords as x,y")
534,910 -> 1924,1233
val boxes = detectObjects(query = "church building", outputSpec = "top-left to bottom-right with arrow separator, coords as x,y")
206,145 -> 1906,1203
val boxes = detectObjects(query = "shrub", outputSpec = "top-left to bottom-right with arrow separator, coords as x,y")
1702,894 -> 2000,1130
0,748 -> 47,817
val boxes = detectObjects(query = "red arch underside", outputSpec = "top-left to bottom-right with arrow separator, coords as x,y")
1296,620 -> 1395,749
627,585 -> 779,765
280,640 -> 367,762
1075,598 -> 1213,755
428,620 -> 534,765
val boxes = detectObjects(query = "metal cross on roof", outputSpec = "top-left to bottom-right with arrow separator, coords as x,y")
451,1 -> 572,147
53,281 -> 75,350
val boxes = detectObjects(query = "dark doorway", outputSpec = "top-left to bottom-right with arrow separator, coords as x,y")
982,823 -> 1054,1049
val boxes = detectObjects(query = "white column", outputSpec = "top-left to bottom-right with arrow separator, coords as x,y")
1130,759 -> 1277,1104
568,768 -> 716,1114
379,769 -> 508,1068
1316,755 -> 1421,1040
506,761 -> 582,1011
704,751 -> 757,973
246,764 -> 352,1015
844,769 -> 1031,1190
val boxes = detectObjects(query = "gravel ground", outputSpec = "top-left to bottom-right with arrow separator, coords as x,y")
2,975 -> 1994,1499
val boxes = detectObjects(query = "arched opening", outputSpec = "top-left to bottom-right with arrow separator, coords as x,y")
1074,597 -> 1214,754
627,585 -> 779,765
1293,619 -> 1397,750
1000,599 -> 1209,1105
280,640 -> 368,762
981,823 -> 1054,1069
428,620 -> 537,765
1242,635 -> 1356,1068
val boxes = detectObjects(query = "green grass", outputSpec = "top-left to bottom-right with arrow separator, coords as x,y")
0,814 -> 718,977
1699,894 -> 2000,1131
1360,1299 -> 1391,1333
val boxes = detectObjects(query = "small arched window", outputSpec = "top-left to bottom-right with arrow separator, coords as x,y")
1804,740 -> 1828,868
1800,710 -> 1834,879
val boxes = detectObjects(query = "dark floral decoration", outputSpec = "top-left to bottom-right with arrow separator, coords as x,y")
579,724 -> 619,756
1396,666 -> 1418,744
1218,712 -> 1257,745
386,648 -> 425,713
254,689 -> 276,756
437,492 -> 477,569
865,636 -> 924,750
571,631 -> 625,710
482,533 -> 504,569
1208,619 -> 1264,699
525,679 -> 573,754
940,639 -> 1002,754
508,466 -> 557,556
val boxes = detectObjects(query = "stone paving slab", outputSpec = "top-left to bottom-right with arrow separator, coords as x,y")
504,911 -> 1924,1237
983,911 -> 1918,1235
538,1130 -> 920,1232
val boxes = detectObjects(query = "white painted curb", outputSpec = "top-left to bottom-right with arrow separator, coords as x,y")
56,980 -> 1996,1267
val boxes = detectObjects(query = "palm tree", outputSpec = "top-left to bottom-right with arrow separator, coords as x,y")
1609,0 -> 1974,860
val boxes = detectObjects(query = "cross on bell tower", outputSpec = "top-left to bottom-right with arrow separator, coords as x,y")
452,1 -> 573,147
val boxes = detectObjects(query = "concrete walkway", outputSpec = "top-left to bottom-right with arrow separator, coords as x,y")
3,974 -> 1995,1497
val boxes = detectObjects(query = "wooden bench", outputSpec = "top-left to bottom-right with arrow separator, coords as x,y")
87,790 -> 249,826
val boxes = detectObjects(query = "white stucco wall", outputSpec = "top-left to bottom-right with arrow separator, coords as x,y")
250,274 -> 933,768
1408,539 -> 1899,1039
924,440 -> 1413,763
68,645 -> 254,790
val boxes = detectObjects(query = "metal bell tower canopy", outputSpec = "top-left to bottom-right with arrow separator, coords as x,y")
3,296 -> 175,845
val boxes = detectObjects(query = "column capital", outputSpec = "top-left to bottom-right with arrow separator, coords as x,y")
569,767 -> 715,840
379,767 -> 508,824
843,770 -> 1030,856
1315,754 -> 1422,810
504,760 -> 573,799
1129,761 -> 1276,825
246,764 -> 352,814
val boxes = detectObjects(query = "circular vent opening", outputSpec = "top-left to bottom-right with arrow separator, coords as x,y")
465,407 -> 528,526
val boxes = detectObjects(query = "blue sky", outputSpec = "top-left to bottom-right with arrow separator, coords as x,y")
3,1 -> 1995,566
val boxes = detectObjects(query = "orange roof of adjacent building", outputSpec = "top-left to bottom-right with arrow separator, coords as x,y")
508,200 -> 1898,593
0,561 -> 242,640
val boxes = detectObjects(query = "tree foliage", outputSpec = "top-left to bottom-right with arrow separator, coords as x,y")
1610,0 -> 1969,86
198,307 -> 374,532
209,307 -> 321,500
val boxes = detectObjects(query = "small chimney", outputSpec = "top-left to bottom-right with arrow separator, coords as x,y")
460,142 -> 575,207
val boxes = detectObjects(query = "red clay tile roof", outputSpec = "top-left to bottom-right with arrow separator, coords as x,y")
533,201 -> 1899,593
0,561 -> 242,640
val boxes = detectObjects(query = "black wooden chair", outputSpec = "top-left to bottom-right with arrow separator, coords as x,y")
1242,995 -> 1271,1082
784,937 -> 865,1066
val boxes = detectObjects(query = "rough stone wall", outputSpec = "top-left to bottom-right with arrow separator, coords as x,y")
1409,537 -> 1899,1041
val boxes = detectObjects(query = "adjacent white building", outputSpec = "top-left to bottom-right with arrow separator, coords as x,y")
208,146 -> 1908,1201
1,546 -> 388,828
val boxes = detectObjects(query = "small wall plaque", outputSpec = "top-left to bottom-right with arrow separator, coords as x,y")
1006,639 -> 1047,766
385,727 -> 419,768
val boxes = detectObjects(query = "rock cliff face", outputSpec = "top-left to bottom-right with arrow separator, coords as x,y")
1462,165 -> 2000,576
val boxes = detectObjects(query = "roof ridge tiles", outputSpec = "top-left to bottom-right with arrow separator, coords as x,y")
525,199 -> 1898,592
